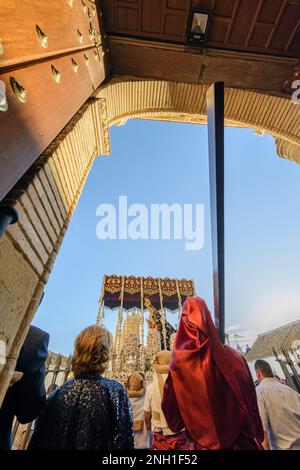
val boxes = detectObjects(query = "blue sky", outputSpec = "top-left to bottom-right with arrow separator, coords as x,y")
33,119 -> 300,355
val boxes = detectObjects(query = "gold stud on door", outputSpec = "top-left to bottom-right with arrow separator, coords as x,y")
10,78 -> 27,103
36,25 -> 48,48
51,65 -> 61,83
71,58 -> 79,72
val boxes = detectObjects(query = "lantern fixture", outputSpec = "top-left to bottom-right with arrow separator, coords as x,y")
187,8 -> 211,46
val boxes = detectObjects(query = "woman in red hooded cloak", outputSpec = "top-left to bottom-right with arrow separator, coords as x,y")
161,297 -> 264,450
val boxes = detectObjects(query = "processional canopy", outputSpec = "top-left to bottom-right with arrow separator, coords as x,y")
101,274 -> 196,311
96,274 -> 196,379
97,275 -> 196,376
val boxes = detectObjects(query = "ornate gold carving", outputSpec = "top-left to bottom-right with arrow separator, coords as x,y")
104,275 -> 195,297
114,118 -> 128,127
98,98 -> 111,155
105,274 -> 123,294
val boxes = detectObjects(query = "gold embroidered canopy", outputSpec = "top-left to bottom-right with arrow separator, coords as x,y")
100,274 -> 196,311
96,275 -> 196,370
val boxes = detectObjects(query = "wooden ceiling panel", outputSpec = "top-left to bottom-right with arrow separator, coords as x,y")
269,3 -> 300,51
209,17 -> 230,43
166,0 -> 188,11
102,0 -> 300,57
257,0 -> 285,24
192,0 -> 215,10
289,30 -> 300,53
164,14 -> 186,38
249,25 -> 273,48
214,0 -> 238,18
228,0 -> 261,45
116,6 -> 139,31
142,0 -> 163,34
101,0 -> 115,30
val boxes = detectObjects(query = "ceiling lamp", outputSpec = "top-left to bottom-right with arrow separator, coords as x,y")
187,9 -> 211,46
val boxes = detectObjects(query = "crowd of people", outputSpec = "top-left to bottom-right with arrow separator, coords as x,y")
0,297 -> 300,451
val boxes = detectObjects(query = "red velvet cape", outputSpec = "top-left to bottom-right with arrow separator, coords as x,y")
161,297 -> 264,450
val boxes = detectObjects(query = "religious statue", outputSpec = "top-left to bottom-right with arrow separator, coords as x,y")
145,325 -> 161,370
144,296 -> 175,350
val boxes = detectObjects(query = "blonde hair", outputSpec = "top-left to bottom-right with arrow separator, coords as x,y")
72,325 -> 112,377
125,372 -> 145,391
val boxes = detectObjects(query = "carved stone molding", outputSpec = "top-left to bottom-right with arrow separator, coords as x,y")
98,97 -> 111,155
96,77 -> 300,164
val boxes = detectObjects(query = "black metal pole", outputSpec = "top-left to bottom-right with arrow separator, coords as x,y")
281,349 -> 300,392
0,206 -> 19,238
273,348 -> 297,391
206,82 -> 225,343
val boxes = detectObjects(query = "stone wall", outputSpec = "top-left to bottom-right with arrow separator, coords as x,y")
0,96 -> 109,406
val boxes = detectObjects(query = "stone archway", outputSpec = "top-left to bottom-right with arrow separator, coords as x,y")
1,76 -> 300,405
98,77 -> 300,164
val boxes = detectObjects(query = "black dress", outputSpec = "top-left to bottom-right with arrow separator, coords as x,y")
28,375 -> 134,450
0,325 -> 49,450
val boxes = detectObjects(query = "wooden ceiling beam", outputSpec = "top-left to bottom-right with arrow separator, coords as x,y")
108,36 -> 297,98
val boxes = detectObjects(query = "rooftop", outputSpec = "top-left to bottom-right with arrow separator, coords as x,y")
245,319 -> 300,361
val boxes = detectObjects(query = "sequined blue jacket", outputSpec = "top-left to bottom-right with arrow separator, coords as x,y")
28,376 -> 134,450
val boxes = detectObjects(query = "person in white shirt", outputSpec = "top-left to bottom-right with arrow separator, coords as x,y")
143,351 -> 191,450
126,372 -> 150,449
255,359 -> 300,450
